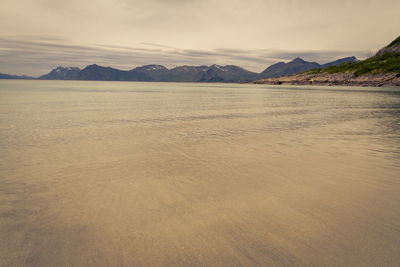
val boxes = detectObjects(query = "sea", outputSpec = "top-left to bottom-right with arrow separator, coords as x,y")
1,80 -> 400,266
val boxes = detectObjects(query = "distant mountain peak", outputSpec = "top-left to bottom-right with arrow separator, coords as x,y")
84,64 -> 105,69
38,66 -> 81,80
291,57 -> 306,63
321,57 -> 359,68
134,64 -> 168,71
260,56 -> 358,79
54,66 -> 80,73
261,57 -> 318,78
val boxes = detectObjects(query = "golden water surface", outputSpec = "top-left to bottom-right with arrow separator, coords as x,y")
1,80 -> 400,266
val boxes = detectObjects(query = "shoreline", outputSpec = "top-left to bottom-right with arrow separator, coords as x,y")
253,72 -> 400,87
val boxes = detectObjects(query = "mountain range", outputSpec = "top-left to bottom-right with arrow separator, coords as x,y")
44,64 -> 260,83
1,56 -> 359,83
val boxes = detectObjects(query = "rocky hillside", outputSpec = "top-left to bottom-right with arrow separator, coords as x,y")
254,36 -> 400,87
376,36 -> 400,56
253,72 -> 400,87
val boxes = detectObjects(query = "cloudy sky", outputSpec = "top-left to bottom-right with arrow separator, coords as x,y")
1,0 -> 399,76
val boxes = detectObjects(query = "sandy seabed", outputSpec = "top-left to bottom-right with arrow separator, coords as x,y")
1,80 -> 400,266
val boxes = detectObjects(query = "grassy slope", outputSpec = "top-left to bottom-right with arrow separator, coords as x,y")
388,36 -> 400,47
308,53 -> 400,76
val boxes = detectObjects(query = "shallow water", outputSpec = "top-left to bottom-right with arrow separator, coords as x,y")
1,80 -> 400,266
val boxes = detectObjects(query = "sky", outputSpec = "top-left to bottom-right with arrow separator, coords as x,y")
0,0 -> 399,76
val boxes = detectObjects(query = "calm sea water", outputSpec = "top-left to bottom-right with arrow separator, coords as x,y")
1,80 -> 400,266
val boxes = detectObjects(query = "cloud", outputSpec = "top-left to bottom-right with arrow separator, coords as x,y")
0,0 -> 399,76
140,43 -> 173,49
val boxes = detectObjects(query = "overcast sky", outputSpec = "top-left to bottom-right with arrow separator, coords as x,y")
1,0 -> 399,76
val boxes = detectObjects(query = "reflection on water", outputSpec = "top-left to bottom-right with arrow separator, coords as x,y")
1,80 -> 400,266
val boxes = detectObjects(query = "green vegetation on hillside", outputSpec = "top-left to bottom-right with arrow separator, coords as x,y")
388,36 -> 400,47
309,53 -> 400,76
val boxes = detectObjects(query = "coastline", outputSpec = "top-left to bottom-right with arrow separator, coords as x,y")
253,72 -> 400,87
